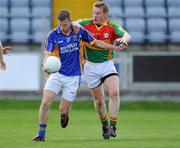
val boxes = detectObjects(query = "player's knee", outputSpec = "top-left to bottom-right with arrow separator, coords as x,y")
41,98 -> 52,109
93,93 -> 104,101
41,99 -> 52,109
109,89 -> 119,100
94,99 -> 104,107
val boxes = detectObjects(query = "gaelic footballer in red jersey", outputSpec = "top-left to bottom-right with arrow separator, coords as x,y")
77,1 -> 131,139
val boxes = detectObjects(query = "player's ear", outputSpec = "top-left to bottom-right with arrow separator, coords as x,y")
104,12 -> 108,18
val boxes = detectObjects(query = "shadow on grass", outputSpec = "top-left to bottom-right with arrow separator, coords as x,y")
50,136 -> 180,143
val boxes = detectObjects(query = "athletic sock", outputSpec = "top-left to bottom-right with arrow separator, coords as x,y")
110,116 -> 117,127
38,124 -> 47,138
100,115 -> 109,127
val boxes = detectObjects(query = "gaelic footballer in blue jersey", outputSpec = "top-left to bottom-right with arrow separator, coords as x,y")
45,24 -> 94,76
32,10 -> 125,142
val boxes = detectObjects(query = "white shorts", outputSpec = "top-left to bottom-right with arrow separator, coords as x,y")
83,60 -> 118,88
44,73 -> 80,102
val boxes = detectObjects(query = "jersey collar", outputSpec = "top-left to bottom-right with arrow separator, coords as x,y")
57,24 -> 74,36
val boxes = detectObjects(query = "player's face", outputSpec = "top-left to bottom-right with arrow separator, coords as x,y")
92,6 -> 107,25
58,19 -> 71,34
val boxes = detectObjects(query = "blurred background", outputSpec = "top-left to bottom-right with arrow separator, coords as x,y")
0,0 -> 180,101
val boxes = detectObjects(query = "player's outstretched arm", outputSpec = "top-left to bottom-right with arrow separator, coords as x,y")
94,40 -> 128,52
0,41 -> 6,70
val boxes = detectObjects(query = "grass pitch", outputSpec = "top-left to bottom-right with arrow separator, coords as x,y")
0,99 -> 180,148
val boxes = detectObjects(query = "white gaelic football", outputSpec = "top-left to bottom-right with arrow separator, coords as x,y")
44,56 -> 61,73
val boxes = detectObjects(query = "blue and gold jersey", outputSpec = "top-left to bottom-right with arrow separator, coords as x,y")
45,24 -> 95,76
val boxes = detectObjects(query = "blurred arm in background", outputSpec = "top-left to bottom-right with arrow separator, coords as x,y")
0,41 -> 12,70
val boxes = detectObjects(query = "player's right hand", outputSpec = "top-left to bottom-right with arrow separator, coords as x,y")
3,46 -> 12,55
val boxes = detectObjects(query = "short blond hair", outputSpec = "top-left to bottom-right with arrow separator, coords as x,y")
93,1 -> 109,13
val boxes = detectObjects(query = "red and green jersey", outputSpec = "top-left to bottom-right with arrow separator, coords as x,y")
78,18 -> 125,63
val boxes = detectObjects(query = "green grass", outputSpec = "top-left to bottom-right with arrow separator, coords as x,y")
0,99 -> 180,148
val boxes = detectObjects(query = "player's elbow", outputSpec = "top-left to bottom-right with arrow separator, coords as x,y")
125,32 -> 132,42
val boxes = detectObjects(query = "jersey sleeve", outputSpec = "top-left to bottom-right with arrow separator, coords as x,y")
44,31 -> 55,54
110,21 -> 125,38
80,28 -> 95,45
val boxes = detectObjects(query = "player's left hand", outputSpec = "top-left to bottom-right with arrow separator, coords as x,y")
0,60 -> 6,70
3,46 -> 12,55
42,63 -> 50,75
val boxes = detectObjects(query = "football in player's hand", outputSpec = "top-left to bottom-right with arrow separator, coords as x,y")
44,56 -> 61,74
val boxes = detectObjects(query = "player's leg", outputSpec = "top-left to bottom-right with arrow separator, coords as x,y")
90,86 -> 110,139
59,75 -> 80,128
39,90 -> 56,124
59,98 -> 72,128
104,75 -> 120,137
100,60 -> 120,137
91,85 -> 106,117
32,90 -> 56,142
83,61 -> 107,118
32,73 -> 61,142
83,61 -> 110,139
